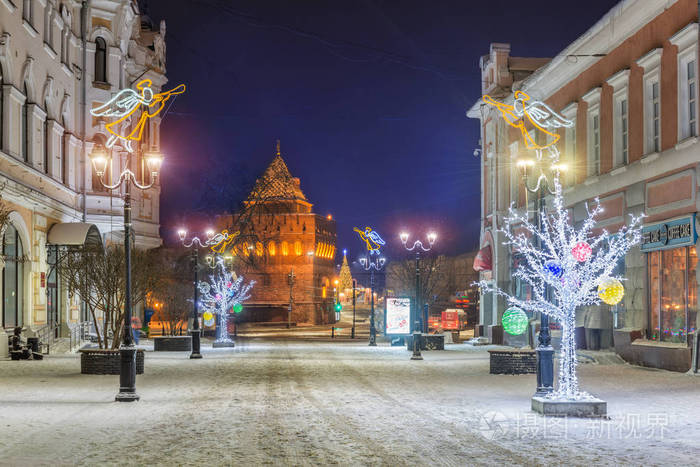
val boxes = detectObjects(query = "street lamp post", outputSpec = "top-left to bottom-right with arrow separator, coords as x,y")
517,159 -> 565,395
177,228 -> 225,359
399,231 -> 437,332
351,279 -> 356,339
89,144 -> 163,402
359,254 -> 386,346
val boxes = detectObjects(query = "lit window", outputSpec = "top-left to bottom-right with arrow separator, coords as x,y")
255,242 -> 263,257
294,241 -> 302,256
268,241 -> 276,256
281,241 -> 289,256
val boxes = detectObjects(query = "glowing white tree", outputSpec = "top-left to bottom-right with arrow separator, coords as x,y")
479,173 -> 643,400
198,258 -> 255,344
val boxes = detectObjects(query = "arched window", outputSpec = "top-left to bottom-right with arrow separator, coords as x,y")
2,224 -> 25,328
94,37 -> 107,83
22,0 -> 33,24
255,242 -> 263,257
21,84 -> 28,162
281,241 -> 289,256
268,241 -> 276,256
294,241 -> 302,256
241,242 -> 250,257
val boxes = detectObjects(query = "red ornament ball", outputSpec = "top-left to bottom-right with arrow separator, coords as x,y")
571,241 -> 592,262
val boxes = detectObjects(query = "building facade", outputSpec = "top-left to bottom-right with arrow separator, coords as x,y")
215,147 -> 337,325
469,0 -> 700,371
1,0 -> 167,337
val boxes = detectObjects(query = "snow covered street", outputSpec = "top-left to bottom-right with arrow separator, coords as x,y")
1,339 -> 698,466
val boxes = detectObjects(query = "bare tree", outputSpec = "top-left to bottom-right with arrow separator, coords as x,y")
386,254 -> 449,306
58,245 -> 164,349
152,279 -> 190,336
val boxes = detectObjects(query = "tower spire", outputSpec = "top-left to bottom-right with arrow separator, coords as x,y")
276,139 -> 281,156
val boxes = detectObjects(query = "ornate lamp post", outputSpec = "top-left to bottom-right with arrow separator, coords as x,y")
359,253 -> 386,346
399,231 -> 437,333
89,143 -> 163,402
517,159 -> 566,395
177,228 -> 228,359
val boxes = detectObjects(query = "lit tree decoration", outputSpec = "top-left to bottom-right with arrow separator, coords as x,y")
478,173 -> 643,400
197,258 -> 255,345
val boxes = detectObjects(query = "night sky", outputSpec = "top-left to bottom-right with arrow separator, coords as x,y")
150,0 -> 619,262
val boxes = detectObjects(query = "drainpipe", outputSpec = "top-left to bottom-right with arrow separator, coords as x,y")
80,1 -> 90,222
693,0 -> 700,373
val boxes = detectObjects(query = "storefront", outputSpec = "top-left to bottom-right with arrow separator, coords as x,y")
2,223 -> 25,329
642,215 -> 698,344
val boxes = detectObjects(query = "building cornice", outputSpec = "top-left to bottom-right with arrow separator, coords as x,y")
581,86 -> 602,107
669,22 -> 698,52
636,47 -> 663,73
606,68 -> 630,90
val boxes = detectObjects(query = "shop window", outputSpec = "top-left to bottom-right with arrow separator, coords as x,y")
2,224 -> 25,328
648,246 -> 697,343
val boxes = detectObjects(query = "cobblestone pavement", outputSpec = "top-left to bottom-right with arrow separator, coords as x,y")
0,339 -> 698,466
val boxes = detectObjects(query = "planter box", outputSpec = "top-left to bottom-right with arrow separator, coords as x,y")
154,336 -> 192,352
80,349 -> 145,375
489,349 -> 536,374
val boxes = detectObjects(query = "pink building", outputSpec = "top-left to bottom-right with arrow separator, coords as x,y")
468,0 -> 700,371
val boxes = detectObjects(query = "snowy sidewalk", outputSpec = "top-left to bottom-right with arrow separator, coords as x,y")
0,339 -> 698,466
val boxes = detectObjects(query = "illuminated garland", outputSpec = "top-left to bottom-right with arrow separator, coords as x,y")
197,257 -> 254,344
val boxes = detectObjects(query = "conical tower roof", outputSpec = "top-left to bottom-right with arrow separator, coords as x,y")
247,141 -> 309,204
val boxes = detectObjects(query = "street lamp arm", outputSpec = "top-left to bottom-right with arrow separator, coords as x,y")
402,240 -> 433,252
96,168 -> 157,191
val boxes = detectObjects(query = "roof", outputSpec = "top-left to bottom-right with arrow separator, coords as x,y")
247,155 -> 309,203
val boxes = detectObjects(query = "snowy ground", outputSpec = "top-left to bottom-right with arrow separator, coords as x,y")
1,337 -> 699,466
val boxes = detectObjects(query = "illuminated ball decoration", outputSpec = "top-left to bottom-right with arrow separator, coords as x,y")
544,260 -> 563,278
571,241 -> 592,262
334,303 -> 342,312
202,311 -> 213,321
233,303 -> 243,314
502,307 -> 528,335
598,278 -> 624,305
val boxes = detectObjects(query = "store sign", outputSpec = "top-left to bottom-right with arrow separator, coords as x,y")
385,297 -> 411,335
442,310 -> 459,330
641,215 -> 697,252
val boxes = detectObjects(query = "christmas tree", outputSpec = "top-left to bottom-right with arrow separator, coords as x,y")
338,251 -> 354,299
198,258 -> 255,344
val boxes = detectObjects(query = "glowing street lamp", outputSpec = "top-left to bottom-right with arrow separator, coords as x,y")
89,143 -> 163,402
355,226 -> 387,347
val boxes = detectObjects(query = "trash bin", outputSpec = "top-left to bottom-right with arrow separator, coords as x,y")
27,337 -> 40,353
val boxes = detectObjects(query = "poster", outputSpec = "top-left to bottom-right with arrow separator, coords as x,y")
385,297 -> 411,335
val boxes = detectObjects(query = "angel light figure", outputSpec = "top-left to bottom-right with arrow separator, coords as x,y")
482,91 -> 573,160
90,79 -> 185,153
354,226 -> 385,255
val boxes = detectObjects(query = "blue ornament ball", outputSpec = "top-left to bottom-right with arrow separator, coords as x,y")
544,260 -> 563,278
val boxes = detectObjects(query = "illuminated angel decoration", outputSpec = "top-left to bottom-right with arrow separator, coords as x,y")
209,229 -> 239,255
354,226 -> 385,254
91,79 -> 185,153
483,91 -> 573,160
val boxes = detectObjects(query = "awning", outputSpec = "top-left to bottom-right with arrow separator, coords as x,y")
47,223 -> 103,247
473,244 -> 492,272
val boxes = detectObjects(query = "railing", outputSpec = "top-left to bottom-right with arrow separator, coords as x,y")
35,322 -> 61,354
69,321 -> 92,351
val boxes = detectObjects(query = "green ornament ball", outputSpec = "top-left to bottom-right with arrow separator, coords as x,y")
233,303 -> 243,314
502,307 -> 528,335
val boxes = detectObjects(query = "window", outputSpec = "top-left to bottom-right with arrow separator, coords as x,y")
61,133 -> 66,183
671,24 -> 698,141
589,113 -> 600,176
255,241 -> 263,257
2,224 -> 25,328
651,82 -> 660,152
620,99 -> 628,165
94,37 -> 107,83
565,125 -> 576,185
21,85 -> 28,162
268,241 -> 276,256
689,60 -> 697,137
648,246 -> 697,343
508,142 -> 518,205
281,241 -> 289,256
294,240 -> 302,256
